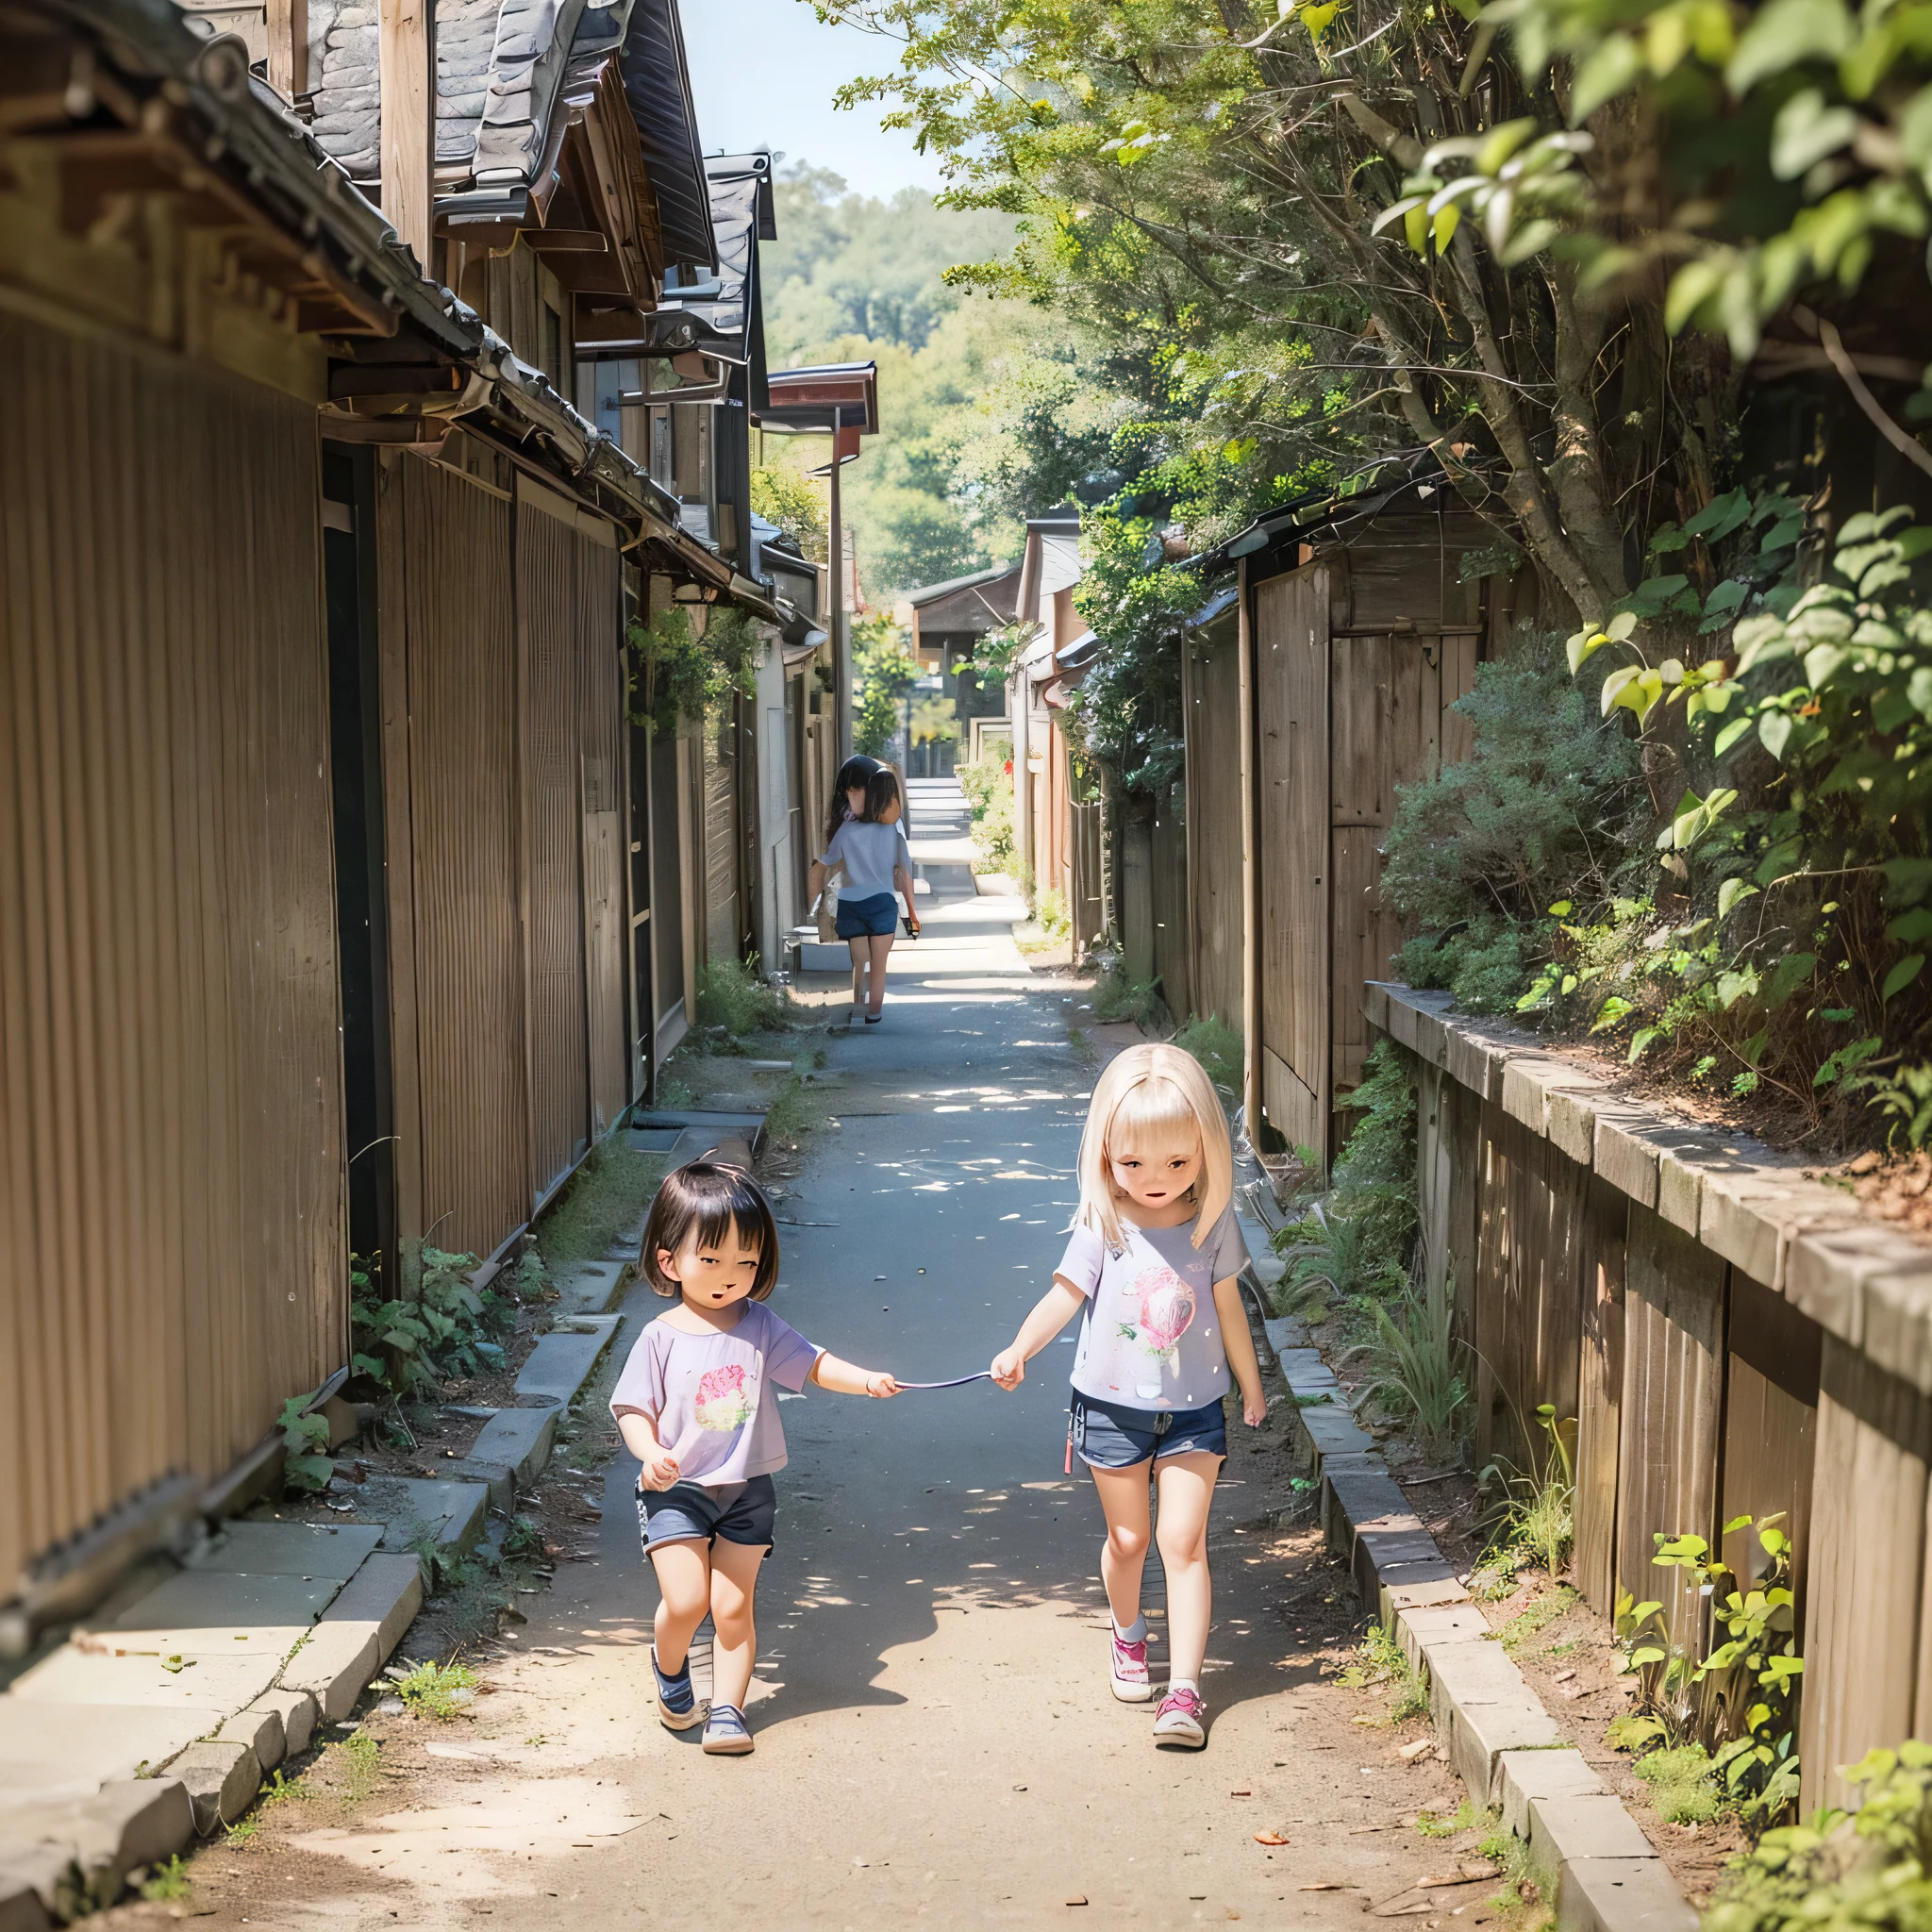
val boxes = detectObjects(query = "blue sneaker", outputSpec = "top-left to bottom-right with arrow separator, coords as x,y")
652,1646 -> 704,1731
702,1702 -> 754,1755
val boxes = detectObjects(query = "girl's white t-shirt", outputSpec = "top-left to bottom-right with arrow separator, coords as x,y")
1056,1206 -> 1249,1412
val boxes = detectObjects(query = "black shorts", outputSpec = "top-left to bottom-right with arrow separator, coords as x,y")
636,1474 -> 776,1552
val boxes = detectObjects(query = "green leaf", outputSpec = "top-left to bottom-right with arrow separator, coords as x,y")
1648,523 -> 1689,554
1884,955 -> 1926,1002
1767,951 -> 1818,1005
1474,117 -> 1541,176
1715,716 -> 1757,757
1759,711 -> 1795,759
1719,877 -> 1761,919
1727,0 -> 1854,93
1685,488 -> 1753,542
1771,88 -> 1860,178
1570,36 -> 1643,121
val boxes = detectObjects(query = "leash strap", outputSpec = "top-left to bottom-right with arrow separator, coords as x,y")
896,1371 -> 995,1391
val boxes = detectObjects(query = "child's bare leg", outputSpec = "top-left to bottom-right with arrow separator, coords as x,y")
1152,1452 -> 1220,1683
865,933 -> 893,1015
648,1539 -> 711,1672
1089,1461 -> 1155,1633
847,937 -> 867,1010
708,1539 -> 767,1709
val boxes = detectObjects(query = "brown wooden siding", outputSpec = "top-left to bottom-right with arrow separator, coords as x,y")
1,312 -> 343,1597
1183,614 -> 1244,1030
517,493 -> 591,1202
378,452 -> 528,1257
704,699 -> 740,964
579,541 -> 627,1137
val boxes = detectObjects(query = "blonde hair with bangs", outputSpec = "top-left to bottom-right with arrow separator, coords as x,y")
1074,1043 -> 1233,1252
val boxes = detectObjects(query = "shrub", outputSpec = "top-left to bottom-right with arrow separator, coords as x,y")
1035,887 -> 1071,942
1343,1262 -> 1468,1462
1383,635 -> 1643,1015
1171,1012 -> 1242,1099
350,1247 -> 515,1402
694,955 -> 790,1035
958,750 -> 1018,874
1091,961 -> 1170,1032
1635,1744 -> 1722,1824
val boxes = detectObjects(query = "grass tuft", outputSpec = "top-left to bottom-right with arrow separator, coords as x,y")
1091,962 -> 1170,1032
1497,1585 -> 1580,1654
694,955 -> 792,1034
1336,1621 -> 1430,1723
391,1657 -> 477,1722
537,1141 -> 665,1269
1633,1743 -> 1722,1824
1171,1012 -> 1242,1097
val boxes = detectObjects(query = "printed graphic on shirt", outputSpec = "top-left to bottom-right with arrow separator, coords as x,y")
1117,1264 -> 1196,1397
693,1363 -> 753,1432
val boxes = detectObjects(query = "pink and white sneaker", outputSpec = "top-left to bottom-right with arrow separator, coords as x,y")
1109,1630 -> 1152,1703
1152,1685 -> 1208,1747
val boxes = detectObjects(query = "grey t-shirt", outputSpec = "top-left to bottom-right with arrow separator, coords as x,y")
608,1302 -> 822,1487
821,819 -> 912,899
1057,1206 -> 1250,1411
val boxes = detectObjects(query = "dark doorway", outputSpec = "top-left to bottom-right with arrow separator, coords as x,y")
322,448 -> 396,1288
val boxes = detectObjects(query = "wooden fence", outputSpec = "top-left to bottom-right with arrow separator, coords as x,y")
1382,980 -> 1932,1811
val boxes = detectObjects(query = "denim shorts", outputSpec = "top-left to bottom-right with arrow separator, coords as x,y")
636,1474 -> 776,1551
836,891 -> 899,939
1070,1394 -> 1227,1470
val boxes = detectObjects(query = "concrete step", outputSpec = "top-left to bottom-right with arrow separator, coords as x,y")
513,1315 -> 622,1409
466,1407 -> 558,1486
0,1777 -> 192,1922
369,1476 -> 489,1558
552,1258 -> 626,1315
279,1551 -> 423,1724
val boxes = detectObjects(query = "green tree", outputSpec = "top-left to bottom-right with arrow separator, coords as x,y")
853,611 -> 920,757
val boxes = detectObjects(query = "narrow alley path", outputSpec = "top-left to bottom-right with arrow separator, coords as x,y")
182,781 -> 1477,1929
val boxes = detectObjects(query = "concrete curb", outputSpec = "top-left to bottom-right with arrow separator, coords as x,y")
513,1314 -> 623,1408
1245,1209 -> 1696,1932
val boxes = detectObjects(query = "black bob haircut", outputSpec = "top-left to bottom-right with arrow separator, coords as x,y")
861,766 -> 902,824
640,1160 -> 780,1300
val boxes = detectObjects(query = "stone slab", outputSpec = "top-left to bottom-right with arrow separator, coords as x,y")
373,1477 -> 489,1556
1497,1746 -> 1607,1839
468,1405 -> 558,1485
1393,1603 -> 1491,1673
1530,1793 -> 1656,1871
279,1553 -> 422,1723
8,1648 -> 282,1712
1446,1697 -> 1565,1804
0,1868 -> 50,1931
100,1569 -> 341,1656
248,1689 -> 317,1760
0,1703 -> 207,1799
1381,1574 -> 1473,1613
0,1778 -> 192,1919
216,1699 -> 285,1772
513,1324 -> 618,1408
1557,1857 -> 1700,1932
1301,1405 -> 1377,1465
554,1259 -> 627,1315
184,1521 -> 383,1582
443,1459 -> 515,1513
169,1741 -> 259,1834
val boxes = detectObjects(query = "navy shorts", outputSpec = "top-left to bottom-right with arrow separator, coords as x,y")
637,1474 -> 776,1552
836,891 -> 899,939
1071,1394 -> 1227,1470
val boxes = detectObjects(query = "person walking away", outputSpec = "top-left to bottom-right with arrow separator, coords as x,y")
989,1044 -> 1267,1748
611,1161 -> 901,1754
812,754 -> 882,948
808,766 -> 920,1024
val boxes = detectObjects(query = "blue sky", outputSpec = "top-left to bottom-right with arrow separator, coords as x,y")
680,0 -> 947,199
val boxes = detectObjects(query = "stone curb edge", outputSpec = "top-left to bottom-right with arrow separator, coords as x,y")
1241,1221 -> 1698,1932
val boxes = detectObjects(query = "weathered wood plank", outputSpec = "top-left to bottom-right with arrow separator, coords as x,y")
1617,1207 -> 1726,1650
1574,1176 -> 1628,1617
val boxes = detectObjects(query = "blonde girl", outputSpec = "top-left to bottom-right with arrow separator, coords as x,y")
990,1044 -> 1266,1748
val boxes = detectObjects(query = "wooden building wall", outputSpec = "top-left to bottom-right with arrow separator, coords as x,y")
375,448 -> 631,1263
1,314 -> 344,1599
1182,609 -> 1245,1032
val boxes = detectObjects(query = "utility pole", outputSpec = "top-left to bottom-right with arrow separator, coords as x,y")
829,405 -> 851,763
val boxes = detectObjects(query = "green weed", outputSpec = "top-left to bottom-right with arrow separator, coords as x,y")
141,1857 -> 192,1902
694,956 -> 791,1035
1476,1820 -> 1546,1909
223,1818 -> 259,1848
1635,1744 -> 1722,1824
1341,1261 -> 1468,1460
258,1771 -> 306,1808
391,1657 -> 477,1722
1066,1026 -> 1097,1064
1417,1797 -> 1481,1838
1091,962 -> 1170,1032
1035,888 -> 1071,942
1171,1012 -> 1243,1098
1497,1585 -> 1580,1655
763,1072 -> 827,1152
537,1140 -> 665,1269
1482,1405 -> 1575,1579
340,1733 -> 380,1803
1336,1621 -> 1430,1724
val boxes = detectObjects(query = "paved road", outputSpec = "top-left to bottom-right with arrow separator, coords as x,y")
197,779 -> 1474,1929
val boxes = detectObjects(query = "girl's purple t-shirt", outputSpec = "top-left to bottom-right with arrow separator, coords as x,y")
608,1303 -> 822,1488
1056,1206 -> 1249,1412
